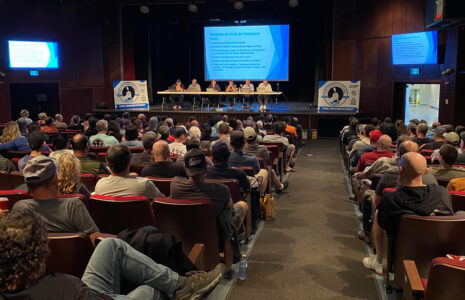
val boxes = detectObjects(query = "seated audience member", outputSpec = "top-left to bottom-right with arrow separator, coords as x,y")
455,131 -> 465,165
89,120 -> 119,147
285,117 -> 297,138
157,125 -> 171,142
133,119 -> 144,136
0,121 -> 30,151
41,117 -> 59,133
95,145 -> 163,198
379,120 -> 398,142
49,134 -> 73,160
0,154 -> 16,172
363,152 -> 453,274
131,131 -> 157,164
120,125 -> 143,148
349,125 -> 375,157
12,156 -> 98,235
407,122 -> 417,138
18,132 -> 48,172
145,116 -> 158,132
17,109 -> 33,125
413,122 -> 432,146
137,113 -> 146,126
428,144 -> 465,180
425,121 -> 440,139
262,121 -> 296,172
189,126 -> 201,140
420,125 -> 446,150
57,153 -> 90,198
68,115 -> 84,131
207,142 -> 251,193
170,149 -> 248,230
256,120 -> 266,137
38,112 -> 47,126
169,127 -> 188,156
396,120 -> 408,136
17,118 -> 28,135
72,134 -> 110,175
430,131 -> 460,163
107,120 -> 123,143
355,135 -> 394,173
347,124 -> 362,152
179,137 -> 213,167
54,114 -> 68,129
341,117 -> 359,145
350,129 -> 383,169
263,114 -> 274,131
0,210 -> 225,299
85,119 -> 99,137
142,140 -> 186,178
210,122 -> 232,151
243,127 -> 269,161
200,126 -> 212,150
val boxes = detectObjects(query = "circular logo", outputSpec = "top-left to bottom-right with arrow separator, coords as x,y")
117,82 -> 139,103
322,82 -> 348,106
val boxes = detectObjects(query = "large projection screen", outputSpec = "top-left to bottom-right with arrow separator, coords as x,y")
204,25 -> 289,81
8,40 -> 59,69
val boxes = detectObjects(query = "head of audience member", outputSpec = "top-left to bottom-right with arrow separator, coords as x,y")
256,120 -> 264,130
369,129 -> 382,146
0,210 -> 49,293
228,118 -> 238,131
212,142 -> 230,166
26,122 -> 40,134
52,134 -> 68,151
38,112 -> 47,122
218,122 -> 230,137
165,118 -> 174,128
152,140 -> 170,162
265,114 -> 273,124
364,124 -> 375,138
397,139 -> 418,158
157,125 -> 170,141
83,113 -> 93,122
409,118 -> 419,125
137,113 -> 146,124
355,124 -> 364,139
398,152 -> 427,186
173,126 -> 187,144
27,132 -> 45,155
236,119 -> 244,131
191,119 -> 199,127
432,121 -> 441,130
55,114 -> 64,123
45,117 -> 55,127
377,135 -> 392,151
274,121 -> 287,136
211,80 -> 216,87
96,120 -> 108,134
433,125 -> 446,142
189,126 -> 201,139
230,130 -> 245,151
348,117 -> 359,131
186,137 -> 201,151
1,121 -> 21,143
70,115 -> 81,126
244,126 -> 258,145
24,156 -> 58,199
20,109 -> 30,118
455,125 -> 465,135
460,132 -> 465,152
444,132 -> 460,147
444,124 -> 454,133
183,149 -> 207,181
57,153 -> 81,195
72,134 -> 89,157
380,122 -> 398,141
141,132 -> 157,154
124,125 -> 138,142
439,144 -> 458,168
133,119 -> 142,132
407,122 -> 417,137
370,117 -> 379,127
122,112 -> 130,121
107,145 -> 131,176
146,117 -> 158,132
103,114 -> 111,122
416,123 -> 428,138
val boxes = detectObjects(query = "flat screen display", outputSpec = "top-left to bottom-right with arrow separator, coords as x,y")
204,25 -> 289,81
392,31 -> 437,65
8,40 -> 59,69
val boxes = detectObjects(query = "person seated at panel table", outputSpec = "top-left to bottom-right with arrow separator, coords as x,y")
186,78 -> 202,109
240,79 -> 255,110
207,80 -> 222,108
257,80 -> 272,112
225,80 -> 238,110
168,79 -> 185,110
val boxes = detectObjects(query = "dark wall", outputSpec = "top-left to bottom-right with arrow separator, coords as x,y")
333,0 -> 462,125
0,0 -> 120,123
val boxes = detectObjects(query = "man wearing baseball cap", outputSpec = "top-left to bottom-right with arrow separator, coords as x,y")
11,156 -> 100,238
170,148 -> 248,230
430,131 -> 460,164
350,129 -> 382,169
420,125 -> 446,150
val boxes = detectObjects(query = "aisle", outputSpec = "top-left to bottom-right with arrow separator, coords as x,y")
228,139 -> 378,299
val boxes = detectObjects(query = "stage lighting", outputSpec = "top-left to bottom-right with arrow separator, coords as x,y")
139,5 -> 150,14
188,3 -> 198,13
289,0 -> 298,8
234,1 -> 244,10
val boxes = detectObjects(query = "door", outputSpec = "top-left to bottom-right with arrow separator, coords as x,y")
9,83 -> 59,120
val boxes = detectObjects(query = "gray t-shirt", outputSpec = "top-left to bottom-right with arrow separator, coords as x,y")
262,134 -> 289,146
210,137 -> 232,151
94,175 -> 161,199
12,198 -> 99,234
120,140 -> 143,148
244,143 -> 269,161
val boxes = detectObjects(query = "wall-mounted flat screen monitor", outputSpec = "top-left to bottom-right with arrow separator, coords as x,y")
204,25 -> 289,81
391,31 -> 437,65
8,40 -> 59,69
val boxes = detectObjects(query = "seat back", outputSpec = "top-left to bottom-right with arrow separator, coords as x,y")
436,177 -> 450,188
425,257 -> 465,300
47,232 -> 94,278
129,164 -> 148,175
97,153 -> 106,162
130,147 -> 144,153
450,191 -> 465,212
0,190 -> 30,210
393,215 -> 465,287
58,193 -> 89,210
420,149 -> 434,157
236,166 -> 255,177
205,178 -> 241,202
89,146 -> 110,154
3,150 -> 30,160
9,171 -> 25,189
146,177 -> 172,196
0,171 -> 11,189
89,194 -> 155,234
152,198 -> 220,271
79,173 -> 97,193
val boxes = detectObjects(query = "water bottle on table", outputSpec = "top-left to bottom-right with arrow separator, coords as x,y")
239,254 -> 247,280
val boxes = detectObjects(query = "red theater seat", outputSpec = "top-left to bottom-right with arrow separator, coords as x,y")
0,171 -> 11,189
449,191 -> 465,212
146,177 -> 171,196
9,171 -> 25,189
58,193 -> 89,210
79,173 -> 97,193
0,190 -> 30,210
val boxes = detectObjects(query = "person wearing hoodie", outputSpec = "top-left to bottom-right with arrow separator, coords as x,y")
362,152 -> 453,274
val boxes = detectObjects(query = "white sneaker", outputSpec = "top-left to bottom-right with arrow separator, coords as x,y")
362,255 -> 382,275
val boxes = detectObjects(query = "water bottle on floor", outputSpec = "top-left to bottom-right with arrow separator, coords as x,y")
239,254 -> 247,280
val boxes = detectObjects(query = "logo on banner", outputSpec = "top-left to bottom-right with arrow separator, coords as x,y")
116,82 -> 139,103
322,82 -> 348,106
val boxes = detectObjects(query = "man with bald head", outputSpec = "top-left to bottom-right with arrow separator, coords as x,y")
363,152 -> 453,274
356,134 -> 394,172
72,133 -> 110,175
141,140 -> 186,178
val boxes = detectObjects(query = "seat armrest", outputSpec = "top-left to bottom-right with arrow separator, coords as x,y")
403,260 -> 425,300
94,233 -> 118,246
188,243 -> 205,270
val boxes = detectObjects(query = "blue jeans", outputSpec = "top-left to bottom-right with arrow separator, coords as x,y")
82,238 -> 180,299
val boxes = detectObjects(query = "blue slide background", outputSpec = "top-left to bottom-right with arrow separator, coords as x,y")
391,31 -> 437,65
8,41 -> 59,69
204,25 -> 289,81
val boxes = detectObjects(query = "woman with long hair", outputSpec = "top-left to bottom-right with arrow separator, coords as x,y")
0,121 -> 30,151
57,153 -> 90,198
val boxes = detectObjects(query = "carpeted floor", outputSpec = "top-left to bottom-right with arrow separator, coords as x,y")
228,139 -> 379,300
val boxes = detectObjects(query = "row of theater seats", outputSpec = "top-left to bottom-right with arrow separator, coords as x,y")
339,139 -> 465,300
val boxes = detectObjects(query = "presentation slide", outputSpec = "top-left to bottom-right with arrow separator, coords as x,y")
392,31 -> 437,65
204,25 -> 289,81
8,40 -> 59,69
